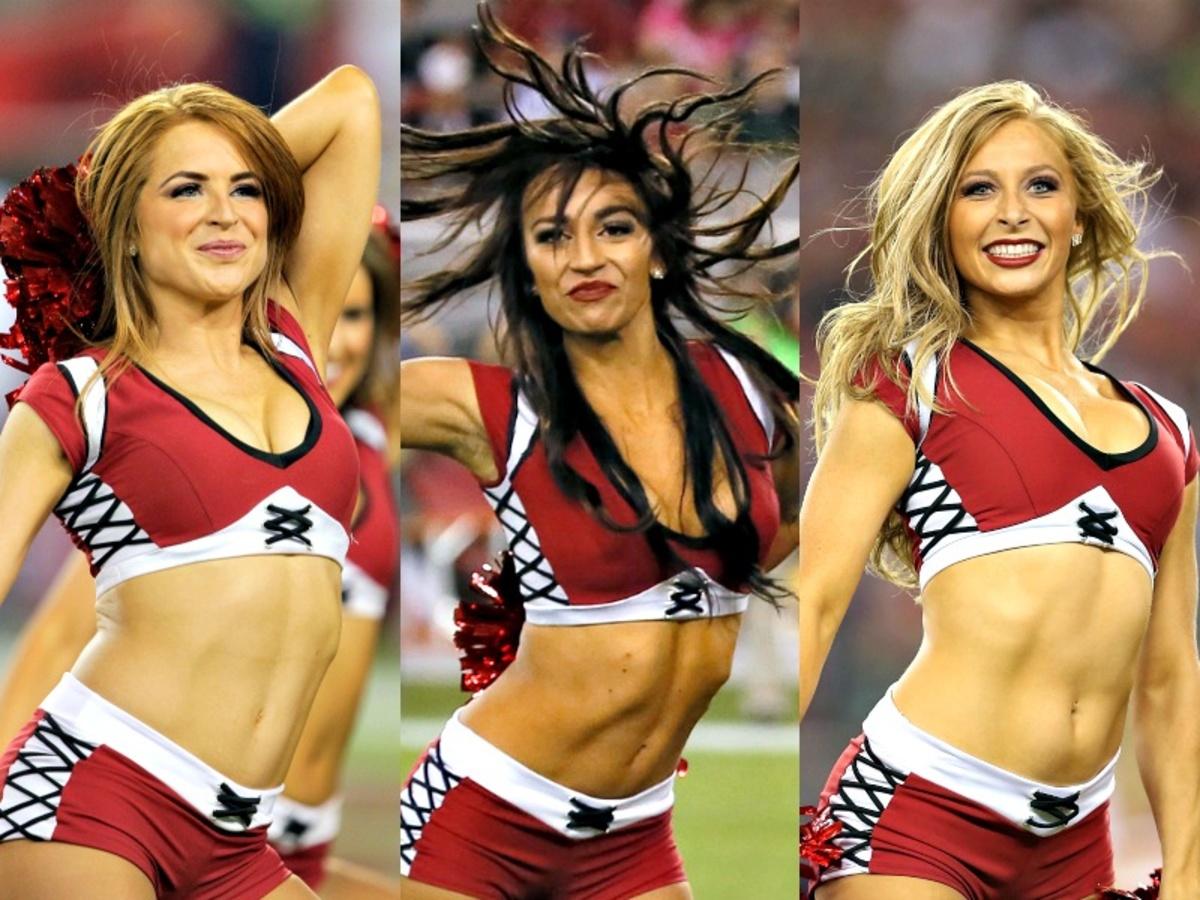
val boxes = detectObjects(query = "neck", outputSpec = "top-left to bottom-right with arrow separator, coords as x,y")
563,314 -> 675,409
963,284 -> 1072,368
144,288 -> 248,370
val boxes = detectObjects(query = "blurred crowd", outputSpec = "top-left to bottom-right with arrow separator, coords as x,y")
401,0 -> 799,140
800,0 -> 1200,882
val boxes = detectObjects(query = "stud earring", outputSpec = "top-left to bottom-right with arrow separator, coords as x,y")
129,246 -> 138,257
651,267 -> 665,280
1071,233 -> 1082,247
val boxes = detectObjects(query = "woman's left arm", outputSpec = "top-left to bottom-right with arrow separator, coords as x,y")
272,65 -> 381,370
1135,477 -> 1200,899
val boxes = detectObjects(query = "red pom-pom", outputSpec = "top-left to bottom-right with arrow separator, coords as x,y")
0,163 -> 102,378
453,550 -> 524,694
799,804 -> 843,879
1099,868 -> 1162,899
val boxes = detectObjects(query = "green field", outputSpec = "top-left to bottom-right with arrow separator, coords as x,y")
400,680 -> 799,899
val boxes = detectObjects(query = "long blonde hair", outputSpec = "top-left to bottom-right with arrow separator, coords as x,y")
75,83 -> 304,390
813,80 -> 1165,587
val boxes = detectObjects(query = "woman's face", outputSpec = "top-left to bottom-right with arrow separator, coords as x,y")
326,265 -> 376,407
135,120 -> 269,307
521,168 -> 659,340
948,118 -> 1082,313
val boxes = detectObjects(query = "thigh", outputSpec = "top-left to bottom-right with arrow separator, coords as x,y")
263,874 -> 320,898
818,875 -> 966,900
398,875 -> 478,899
0,841 -> 155,900
629,882 -> 694,899
322,857 -> 402,898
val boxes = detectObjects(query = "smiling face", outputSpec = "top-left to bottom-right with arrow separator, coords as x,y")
134,120 -> 269,308
521,167 -> 660,340
948,118 -> 1083,314
326,265 -> 376,407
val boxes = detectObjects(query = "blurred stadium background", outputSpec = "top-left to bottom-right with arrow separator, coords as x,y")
400,1 -> 799,896
0,0 -> 400,878
800,0 -> 1200,891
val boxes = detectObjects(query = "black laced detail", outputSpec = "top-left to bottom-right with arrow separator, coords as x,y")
1025,789 -> 1081,830
566,798 -> 617,833
484,481 -> 567,605
901,451 -> 976,554
264,503 -> 314,547
400,742 -> 463,870
824,738 -> 907,869
281,815 -> 311,839
211,783 -> 261,829
0,713 -> 96,841
1076,502 -> 1118,545
55,473 -> 152,567
665,570 -> 707,617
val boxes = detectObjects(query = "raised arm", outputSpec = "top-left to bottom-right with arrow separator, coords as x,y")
399,357 -> 496,482
798,397 -> 915,718
272,65 -> 382,369
1134,477 -> 1200,900
0,551 -> 95,744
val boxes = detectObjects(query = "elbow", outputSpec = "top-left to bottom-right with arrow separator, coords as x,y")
328,65 -> 380,113
1135,657 -> 1200,720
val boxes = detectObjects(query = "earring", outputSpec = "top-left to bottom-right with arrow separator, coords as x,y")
1071,233 -> 1082,247
129,246 -> 138,257
651,267 -> 665,280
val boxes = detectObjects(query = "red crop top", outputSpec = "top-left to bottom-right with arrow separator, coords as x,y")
15,302 -> 359,594
341,406 -> 398,621
468,342 -> 781,625
861,339 -> 1199,589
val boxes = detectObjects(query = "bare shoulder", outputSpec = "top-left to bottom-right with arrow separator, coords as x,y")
400,357 -> 496,481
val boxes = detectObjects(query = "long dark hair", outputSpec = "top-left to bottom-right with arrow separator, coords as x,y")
402,4 -> 798,600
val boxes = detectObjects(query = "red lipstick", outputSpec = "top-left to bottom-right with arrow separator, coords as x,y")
568,280 -> 616,302
982,238 -> 1044,268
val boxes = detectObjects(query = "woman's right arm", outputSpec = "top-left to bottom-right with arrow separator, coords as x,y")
0,404 -> 74,605
798,397 -> 915,719
399,357 -> 498,482
0,551 -> 94,743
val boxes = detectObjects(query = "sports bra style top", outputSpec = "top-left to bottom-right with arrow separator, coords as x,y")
862,339 -> 1199,590
16,302 -> 359,595
469,342 -> 781,626
341,406 -> 399,621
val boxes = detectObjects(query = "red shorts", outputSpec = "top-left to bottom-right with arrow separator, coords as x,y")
276,840 -> 332,890
0,675 -> 290,899
809,692 -> 1116,900
268,793 -> 343,890
401,710 -> 687,899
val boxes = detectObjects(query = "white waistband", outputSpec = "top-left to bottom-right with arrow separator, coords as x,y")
863,689 -> 1117,835
341,558 -> 389,620
267,793 -> 343,852
41,674 -> 282,832
438,709 -> 675,839
525,568 -> 750,625
919,486 -> 1155,590
93,486 -> 349,595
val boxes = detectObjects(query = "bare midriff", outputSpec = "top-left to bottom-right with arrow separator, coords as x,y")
71,554 -> 343,789
459,615 -> 743,798
893,542 -> 1152,785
